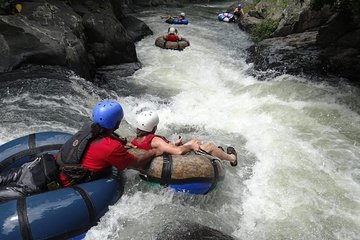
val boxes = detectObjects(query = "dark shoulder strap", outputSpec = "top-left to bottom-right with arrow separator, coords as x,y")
57,122 -> 93,166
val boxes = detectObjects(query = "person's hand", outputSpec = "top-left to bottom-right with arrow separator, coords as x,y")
125,142 -> 137,149
174,136 -> 183,146
185,138 -> 200,151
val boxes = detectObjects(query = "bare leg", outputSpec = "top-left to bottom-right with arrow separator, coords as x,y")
199,142 -> 236,162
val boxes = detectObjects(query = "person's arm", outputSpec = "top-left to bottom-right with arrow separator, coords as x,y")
106,143 -> 156,170
240,9 -> 244,16
151,137 -> 198,155
128,149 -> 157,169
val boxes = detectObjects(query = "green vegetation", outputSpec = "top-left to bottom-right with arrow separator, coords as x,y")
250,19 -> 279,43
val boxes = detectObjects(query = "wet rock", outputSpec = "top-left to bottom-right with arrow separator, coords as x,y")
0,1 -> 90,79
82,12 -> 137,66
317,12 -> 360,81
95,62 -> 142,86
131,0 -> 177,7
273,3 -> 333,37
247,31 -> 323,77
0,0 -> 153,82
238,14 -> 263,32
244,0 -> 360,82
0,65 -> 72,82
120,15 -> 153,42
156,220 -> 237,240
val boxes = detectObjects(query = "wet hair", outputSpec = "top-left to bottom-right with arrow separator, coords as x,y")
91,123 -> 104,137
136,127 -> 156,137
91,122 -> 126,145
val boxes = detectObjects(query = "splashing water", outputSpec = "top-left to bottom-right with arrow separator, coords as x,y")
1,3 -> 360,240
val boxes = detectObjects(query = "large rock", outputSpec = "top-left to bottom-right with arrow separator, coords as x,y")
120,15 -> 153,42
82,12 -> 137,66
244,0 -> 360,82
131,0 -> 177,7
247,31 -> 323,77
317,12 -> 360,81
156,220 -> 236,240
238,14 -> 264,32
0,0 -> 154,81
273,2 -> 333,37
0,4 -> 91,79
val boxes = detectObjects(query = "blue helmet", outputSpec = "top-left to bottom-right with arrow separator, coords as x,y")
92,100 -> 124,129
237,3 -> 242,8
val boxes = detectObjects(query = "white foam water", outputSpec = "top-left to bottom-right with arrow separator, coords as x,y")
1,2 -> 359,240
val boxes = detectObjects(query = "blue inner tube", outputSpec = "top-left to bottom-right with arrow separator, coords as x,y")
165,18 -> 189,25
217,12 -> 235,22
0,132 -> 123,240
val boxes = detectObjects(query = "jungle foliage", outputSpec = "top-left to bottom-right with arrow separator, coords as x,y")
250,19 -> 279,43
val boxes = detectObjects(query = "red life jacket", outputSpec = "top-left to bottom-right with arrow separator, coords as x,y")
165,34 -> 179,42
131,134 -> 169,150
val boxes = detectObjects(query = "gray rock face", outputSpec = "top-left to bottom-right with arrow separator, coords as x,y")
120,15 -> 153,42
317,12 -> 360,81
131,0 -> 177,7
0,14 -> 90,78
247,31 -> 323,77
0,0 -> 153,81
273,5 -> 333,37
82,12 -> 137,66
156,220 -> 237,240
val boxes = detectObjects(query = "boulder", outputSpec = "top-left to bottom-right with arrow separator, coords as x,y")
0,8 -> 91,79
247,31 -> 323,77
156,220 -> 236,240
0,0 -> 154,81
317,12 -> 360,81
120,15 -> 153,42
273,3 -> 333,37
82,12 -> 137,66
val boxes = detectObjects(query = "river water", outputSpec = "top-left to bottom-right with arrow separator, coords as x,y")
1,2 -> 360,240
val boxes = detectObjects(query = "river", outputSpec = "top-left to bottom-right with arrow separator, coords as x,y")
1,2 -> 360,240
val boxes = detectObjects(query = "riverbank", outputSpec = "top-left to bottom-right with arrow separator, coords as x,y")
1,0 -> 358,84
237,0 -> 360,82
1,3 -> 360,239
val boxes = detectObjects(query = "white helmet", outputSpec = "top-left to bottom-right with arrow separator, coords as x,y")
168,27 -> 176,34
136,111 -> 159,132
180,12 -> 185,17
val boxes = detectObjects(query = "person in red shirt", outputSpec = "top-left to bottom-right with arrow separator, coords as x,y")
0,100 -> 157,203
58,100 -> 157,186
163,27 -> 182,42
130,111 -> 238,166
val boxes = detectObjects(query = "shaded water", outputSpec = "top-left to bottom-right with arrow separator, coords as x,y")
1,2 -> 360,240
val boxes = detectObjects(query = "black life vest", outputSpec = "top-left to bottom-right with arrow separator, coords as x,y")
57,122 -> 94,166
